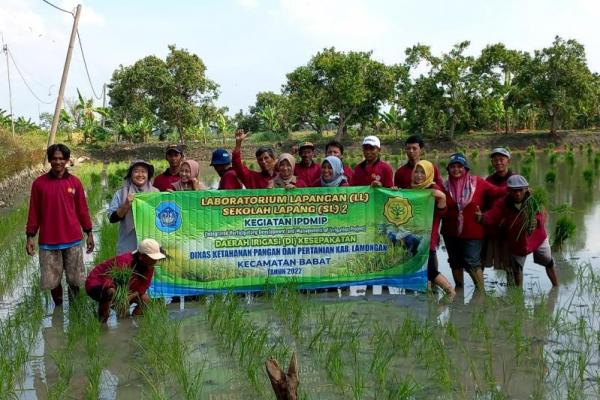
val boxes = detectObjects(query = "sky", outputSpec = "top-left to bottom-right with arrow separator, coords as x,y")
0,0 -> 599,123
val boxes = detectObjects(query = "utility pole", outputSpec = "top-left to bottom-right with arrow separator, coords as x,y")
101,82 -> 106,128
46,4 -> 82,154
1,35 -> 15,136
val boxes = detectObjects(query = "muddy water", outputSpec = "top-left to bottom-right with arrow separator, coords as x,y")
10,152 -> 600,399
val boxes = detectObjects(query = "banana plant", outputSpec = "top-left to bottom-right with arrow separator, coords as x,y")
257,104 -> 281,133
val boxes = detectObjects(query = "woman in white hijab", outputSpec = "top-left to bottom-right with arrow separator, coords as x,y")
108,160 -> 158,254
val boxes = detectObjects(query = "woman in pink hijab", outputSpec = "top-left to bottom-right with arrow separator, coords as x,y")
441,153 -> 504,291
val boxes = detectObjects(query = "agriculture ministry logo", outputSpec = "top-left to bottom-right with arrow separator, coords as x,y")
155,201 -> 182,233
383,196 -> 413,226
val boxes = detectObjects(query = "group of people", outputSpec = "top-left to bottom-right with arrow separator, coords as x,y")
26,131 -> 558,322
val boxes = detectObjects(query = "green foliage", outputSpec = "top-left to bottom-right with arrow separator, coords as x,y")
583,168 -> 594,186
109,45 -> 219,144
545,170 -> 556,184
553,216 -> 576,249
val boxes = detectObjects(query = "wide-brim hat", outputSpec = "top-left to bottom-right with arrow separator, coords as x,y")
125,159 -> 155,180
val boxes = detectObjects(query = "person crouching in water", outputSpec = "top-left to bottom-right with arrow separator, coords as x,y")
312,156 -> 349,187
476,175 -> 558,287
412,160 -> 455,296
270,153 -> 306,189
171,160 -> 201,191
85,238 -> 166,323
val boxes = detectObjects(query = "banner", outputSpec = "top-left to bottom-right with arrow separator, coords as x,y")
133,187 -> 434,296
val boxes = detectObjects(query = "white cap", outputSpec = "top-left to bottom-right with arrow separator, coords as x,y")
135,239 -> 166,260
362,135 -> 381,148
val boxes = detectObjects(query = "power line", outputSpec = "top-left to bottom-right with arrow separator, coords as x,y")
76,30 -> 102,100
7,48 -> 56,105
41,0 -> 74,15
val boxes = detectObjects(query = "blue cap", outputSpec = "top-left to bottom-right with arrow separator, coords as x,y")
210,148 -> 232,166
448,153 -> 470,170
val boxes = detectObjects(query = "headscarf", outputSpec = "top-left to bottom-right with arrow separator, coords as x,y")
119,160 -> 158,235
271,153 -> 297,188
444,161 -> 477,236
320,156 -> 347,187
171,159 -> 200,191
411,160 -> 435,189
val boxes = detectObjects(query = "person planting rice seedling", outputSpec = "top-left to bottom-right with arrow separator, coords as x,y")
441,153 -> 505,290
108,160 -> 158,254
294,141 -> 321,185
311,156 -> 349,187
394,135 -> 443,189
153,144 -> 183,191
352,135 -> 394,187
232,128 -> 276,188
26,144 -> 95,306
269,153 -> 307,189
85,238 -> 166,323
325,140 -> 354,184
411,160 -> 455,296
210,148 -> 243,189
170,159 -> 201,191
476,175 -> 559,287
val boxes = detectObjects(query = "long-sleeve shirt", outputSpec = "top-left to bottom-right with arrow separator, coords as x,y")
85,252 -> 154,295
482,195 -> 547,256
218,168 -> 243,190
232,149 -> 274,189
108,190 -> 137,254
352,159 -> 394,187
294,162 -> 321,186
26,171 -> 92,246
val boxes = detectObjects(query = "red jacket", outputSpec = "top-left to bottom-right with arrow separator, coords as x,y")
26,171 -> 93,245
85,252 -> 155,295
482,194 -> 547,256
153,169 -> 180,192
218,168 -> 243,190
294,162 -> 321,185
429,183 -> 446,251
311,178 -> 350,187
483,171 -> 511,211
441,176 -> 505,239
352,159 -> 394,187
232,150 -> 274,189
394,162 -> 444,189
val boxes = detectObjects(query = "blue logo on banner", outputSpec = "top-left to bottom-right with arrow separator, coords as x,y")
155,201 -> 182,233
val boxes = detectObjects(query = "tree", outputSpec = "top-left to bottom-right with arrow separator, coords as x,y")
474,43 -> 527,133
284,48 -> 397,140
75,89 -> 110,143
108,45 -> 219,144
515,37 -> 596,135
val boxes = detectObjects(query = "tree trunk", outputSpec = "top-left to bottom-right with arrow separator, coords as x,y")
335,117 -> 346,141
504,111 -> 510,134
449,117 -> 456,142
550,109 -> 559,136
265,352 -> 299,400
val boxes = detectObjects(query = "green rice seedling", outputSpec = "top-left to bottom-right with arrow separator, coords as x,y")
586,143 -> 593,158
553,215 -> 576,249
439,160 -> 448,170
578,143 -> 585,153
487,164 -> 495,175
386,375 -> 421,399
521,164 -> 532,181
470,149 -> 479,160
527,145 -> 536,158
594,152 -> 600,170
583,168 -> 594,186
565,150 -> 575,165
549,151 -> 560,165
109,267 -> 135,318
545,170 -> 556,184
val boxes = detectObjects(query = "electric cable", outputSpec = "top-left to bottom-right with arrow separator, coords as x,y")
7,48 -> 56,104
76,30 -> 102,100
41,0 -> 74,15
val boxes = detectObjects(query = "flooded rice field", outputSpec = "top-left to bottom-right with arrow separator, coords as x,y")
3,147 -> 600,399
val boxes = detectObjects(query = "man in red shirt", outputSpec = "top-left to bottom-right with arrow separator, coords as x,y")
153,144 -> 183,191
486,147 -> 513,189
210,148 -> 242,189
232,129 -> 276,188
352,135 -> 394,187
325,140 -> 354,184
394,135 -> 443,189
294,142 -> 321,184
26,144 -> 95,305
85,238 -> 166,323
